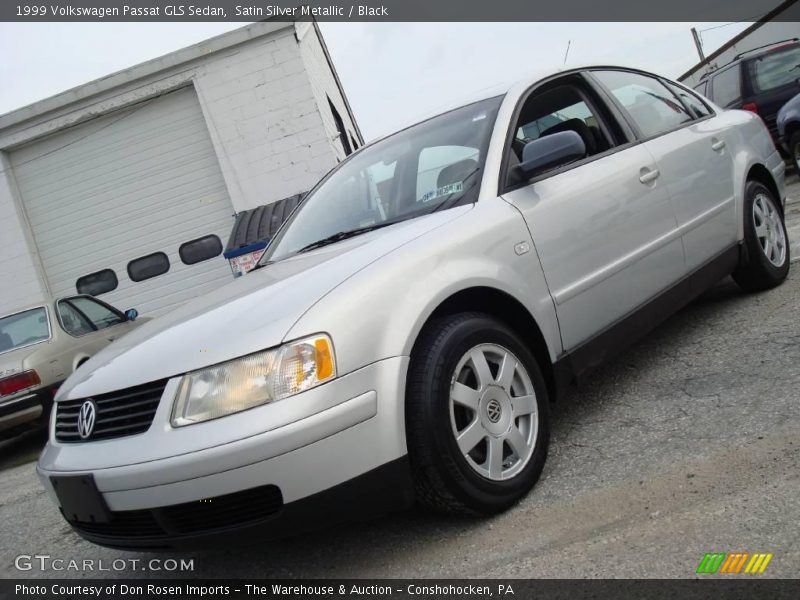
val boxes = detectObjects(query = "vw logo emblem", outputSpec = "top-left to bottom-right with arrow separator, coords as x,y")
77,400 -> 97,439
486,399 -> 502,423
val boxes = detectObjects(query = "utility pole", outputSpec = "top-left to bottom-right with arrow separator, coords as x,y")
691,27 -> 706,62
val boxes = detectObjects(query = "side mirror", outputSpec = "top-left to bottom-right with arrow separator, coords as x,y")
125,308 -> 138,321
513,130 -> 587,181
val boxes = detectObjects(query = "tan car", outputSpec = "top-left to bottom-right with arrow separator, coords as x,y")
0,295 -> 146,440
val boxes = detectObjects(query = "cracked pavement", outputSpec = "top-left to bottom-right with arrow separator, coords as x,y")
0,178 -> 798,579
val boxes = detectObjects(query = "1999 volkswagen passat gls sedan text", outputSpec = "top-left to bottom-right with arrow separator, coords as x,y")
38,66 -> 788,549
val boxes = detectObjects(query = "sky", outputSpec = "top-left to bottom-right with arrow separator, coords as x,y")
0,21 -> 751,140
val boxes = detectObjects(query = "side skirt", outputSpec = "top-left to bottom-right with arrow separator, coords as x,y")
554,243 -> 740,392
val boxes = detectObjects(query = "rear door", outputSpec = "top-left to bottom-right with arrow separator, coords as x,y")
590,69 -> 736,273
500,73 -> 684,353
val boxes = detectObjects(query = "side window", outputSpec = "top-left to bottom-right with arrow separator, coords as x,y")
57,301 -> 95,336
416,145 -> 479,204
593,70 -> 693,138
506,81 -> 614,185
127,252 -> 170,282
67,297 -> 125,331
665,82 -> 713,119
76,269 -> 118,296
179,235 -> 222,265
710,66 -> 742,108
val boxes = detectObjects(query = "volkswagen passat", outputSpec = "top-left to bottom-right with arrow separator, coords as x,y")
37,66 -> 788,549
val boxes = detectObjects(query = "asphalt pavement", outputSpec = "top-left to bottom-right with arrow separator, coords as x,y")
1,178 -> 798,579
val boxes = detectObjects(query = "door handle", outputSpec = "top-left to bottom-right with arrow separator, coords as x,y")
639,168 -> 660,184
711,138 -> 726,151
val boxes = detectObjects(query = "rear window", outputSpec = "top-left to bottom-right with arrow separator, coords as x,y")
0,308 -> 49,353
747,44 -> 800,93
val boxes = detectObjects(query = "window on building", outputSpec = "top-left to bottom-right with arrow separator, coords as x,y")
593,70 -> 693,138
76,269 -> 118,296
328,97 -> 353,156
709,66 -> 742,107
127,252 -> 170,282
665,82 -> 713,119
179,235 -> 223,265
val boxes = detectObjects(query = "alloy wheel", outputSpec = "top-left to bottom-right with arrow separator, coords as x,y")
753,193 -> 786,267
448,343 -> 538,481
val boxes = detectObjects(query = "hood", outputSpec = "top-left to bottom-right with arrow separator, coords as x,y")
58,207 -> 470,400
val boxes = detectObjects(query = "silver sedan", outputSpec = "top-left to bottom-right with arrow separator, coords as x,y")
37,66 -> 788,549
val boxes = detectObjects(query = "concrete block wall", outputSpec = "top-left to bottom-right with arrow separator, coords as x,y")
194,28 -> 341,211
297,23 -> 362,161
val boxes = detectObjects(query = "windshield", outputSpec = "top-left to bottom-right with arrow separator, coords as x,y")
262,96 -> 503,262
0,307 -> 50,354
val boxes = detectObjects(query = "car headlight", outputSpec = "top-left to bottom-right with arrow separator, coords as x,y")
171,334 -> 336,427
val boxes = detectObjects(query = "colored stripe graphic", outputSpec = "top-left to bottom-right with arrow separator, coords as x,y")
696,552 -> 773,574
744,553 -> 773,574
696,553 -> 726,574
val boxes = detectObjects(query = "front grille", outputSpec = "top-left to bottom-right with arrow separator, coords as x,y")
68,485 -> 283,540
55,379 -> 167,442
164,484 -> 284,534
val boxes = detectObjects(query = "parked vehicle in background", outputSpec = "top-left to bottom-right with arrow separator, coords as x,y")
777,92 -> 800,172
694,39 -> 800,151
37,65 -> 787,550
0,295 -> 145,440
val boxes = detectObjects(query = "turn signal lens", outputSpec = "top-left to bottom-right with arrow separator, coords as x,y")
0,370 -> 41,397
742,102 -> 759,114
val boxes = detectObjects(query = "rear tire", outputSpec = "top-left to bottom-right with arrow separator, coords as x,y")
732,180 -> 789,292
406,312 -> 549,516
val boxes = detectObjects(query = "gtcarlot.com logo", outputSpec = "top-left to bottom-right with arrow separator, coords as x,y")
14,554 -> 194,572
696,552 -> 773,574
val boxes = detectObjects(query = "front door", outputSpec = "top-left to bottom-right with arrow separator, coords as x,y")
500,74 -> 684,354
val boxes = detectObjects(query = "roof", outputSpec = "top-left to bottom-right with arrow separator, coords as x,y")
223,193 -> 305,258
0,21 -> 291,130
677,0 -> 798,82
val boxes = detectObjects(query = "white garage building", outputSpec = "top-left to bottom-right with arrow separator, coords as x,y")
0,21 -> 361,317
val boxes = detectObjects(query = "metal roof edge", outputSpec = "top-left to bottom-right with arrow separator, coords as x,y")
0,21 -> 291,130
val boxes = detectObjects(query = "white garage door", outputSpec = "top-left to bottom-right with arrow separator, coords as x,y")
10,87 -> 235,317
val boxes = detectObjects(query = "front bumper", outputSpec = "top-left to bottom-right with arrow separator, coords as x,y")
37,356 -> 412,549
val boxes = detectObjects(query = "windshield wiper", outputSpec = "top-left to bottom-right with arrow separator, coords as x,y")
297,221 -> 399,254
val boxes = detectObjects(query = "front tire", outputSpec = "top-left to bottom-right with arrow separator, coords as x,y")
732,180 -> 789,292
406,312 -> 549,515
